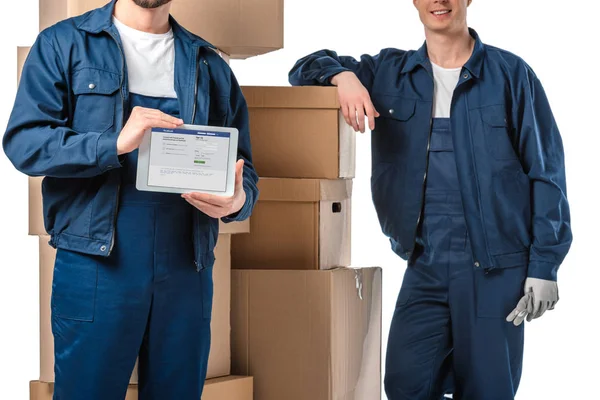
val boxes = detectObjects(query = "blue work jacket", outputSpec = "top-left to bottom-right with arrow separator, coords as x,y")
289,29 -> 571,281
3,0 -> 259,271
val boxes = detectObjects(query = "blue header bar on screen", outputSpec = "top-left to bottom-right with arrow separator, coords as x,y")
152,128 -> 231,138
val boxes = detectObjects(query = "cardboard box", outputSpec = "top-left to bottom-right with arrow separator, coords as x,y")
201,375 -> 254,400
30,375 -> 253,399
231,268 -> 382,400
38,0 -> 283,59
28,176 -> 248,236
232,178 -> 352,270
39,234 -> 233,383
242,86 -> 356,179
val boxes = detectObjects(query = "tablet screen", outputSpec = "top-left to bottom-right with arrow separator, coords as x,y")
147,127 -> 232,192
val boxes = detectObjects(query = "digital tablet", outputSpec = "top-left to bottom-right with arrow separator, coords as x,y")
136,124 -> 239,197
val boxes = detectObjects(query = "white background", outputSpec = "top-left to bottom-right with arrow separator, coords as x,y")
0,0 -> 597,399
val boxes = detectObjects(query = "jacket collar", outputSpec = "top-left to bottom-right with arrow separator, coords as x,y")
76,0 -> 214,48
401,27 -> 485,78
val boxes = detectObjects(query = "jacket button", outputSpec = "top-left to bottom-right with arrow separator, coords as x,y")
389,109 -> 394,115
203,59 -> 208,65
474,261 -> 480,267
88,83 -> 96,90
463,73 -> 469,79
100,245 -> 107,252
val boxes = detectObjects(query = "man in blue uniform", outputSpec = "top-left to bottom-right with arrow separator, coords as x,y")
289,0 -> 571,399
3,0 -> 258,399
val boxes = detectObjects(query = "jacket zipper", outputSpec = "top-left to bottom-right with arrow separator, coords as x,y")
192,46 -> 201,271
410,70 -> 435,255
191,47 -> 201,124
464,94 -> 492,270
107,29 -> 125,255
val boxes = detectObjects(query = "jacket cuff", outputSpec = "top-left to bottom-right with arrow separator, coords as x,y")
222,182 -> 254,223
527,260 -> 559,281
97,132 -> 122,172
318,67 -> 351,86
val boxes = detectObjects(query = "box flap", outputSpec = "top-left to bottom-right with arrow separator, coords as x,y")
258,178 -> 352,202
242,86 -> 340,109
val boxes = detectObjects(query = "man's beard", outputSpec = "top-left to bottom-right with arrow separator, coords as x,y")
132,0 -> 172,9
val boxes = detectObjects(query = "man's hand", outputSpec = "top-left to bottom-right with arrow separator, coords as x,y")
506,278 -> 559,326
331,71 -> 380,133
182,159 -> 246,218
116,106 -> 184,155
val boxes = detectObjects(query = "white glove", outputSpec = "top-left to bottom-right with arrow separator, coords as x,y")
506,278 -> 559,326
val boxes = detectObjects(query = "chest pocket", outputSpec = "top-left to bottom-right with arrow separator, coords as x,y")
70,68 -> 121,133
481,104 -> 517,160
375,95 -> 416,122
371,94 -> 417,163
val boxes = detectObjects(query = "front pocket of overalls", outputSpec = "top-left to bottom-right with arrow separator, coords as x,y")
199,264 -> 214,320
51,248 -> 98,322
481,104 -> 518,161
475,264 -> 527,319
70,68 -> 120,133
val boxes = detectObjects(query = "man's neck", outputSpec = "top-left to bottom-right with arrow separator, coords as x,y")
425,27 -> 474,69
113,0 -> 171,34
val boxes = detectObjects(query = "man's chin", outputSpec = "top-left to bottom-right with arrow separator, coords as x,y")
132,0 -> 172,9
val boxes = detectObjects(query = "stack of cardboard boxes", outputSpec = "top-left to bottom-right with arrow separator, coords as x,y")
230,86 -> 383,400
18,0 -> 284,399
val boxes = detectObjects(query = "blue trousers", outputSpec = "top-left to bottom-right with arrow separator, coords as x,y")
384,119 -> 526,400
51,185 -> 213,399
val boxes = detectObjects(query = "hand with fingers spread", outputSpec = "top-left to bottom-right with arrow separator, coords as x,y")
181,159 -> 247,218
116,106 -> 184,155
506,278 -> 559,326
331,71 -> 380,133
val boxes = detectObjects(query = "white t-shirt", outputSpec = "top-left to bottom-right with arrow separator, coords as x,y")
431,62 -> 462,118
113,17 -> 177,98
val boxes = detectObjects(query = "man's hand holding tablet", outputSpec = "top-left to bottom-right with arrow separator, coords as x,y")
117,106 -> 184,155
181,159 -> 246,218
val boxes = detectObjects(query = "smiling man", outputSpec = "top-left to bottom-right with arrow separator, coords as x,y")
3,0 -> 258,398
289,0 -> 571,399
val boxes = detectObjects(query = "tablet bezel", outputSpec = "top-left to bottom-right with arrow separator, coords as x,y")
136,124 -> 239,197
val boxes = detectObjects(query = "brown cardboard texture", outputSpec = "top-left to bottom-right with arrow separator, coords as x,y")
242,86 -> 355,179
201,375 -> 254,400
38,0 -> 282,59
39,234 -> 232,382
231,268 -> 382,400
28,176 -> 248,236
30,376 -> 253,400
17,47 -> 29,83
232,178 -> 352,270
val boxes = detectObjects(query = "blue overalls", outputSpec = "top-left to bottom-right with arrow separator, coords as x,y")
384,119 -> 527,399
51,94 -> 212,400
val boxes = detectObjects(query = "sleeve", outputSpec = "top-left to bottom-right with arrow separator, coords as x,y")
516,65 -> 573,281
288,49 -> 383,92
221,70 -> 259,223
2,33 -> 121,178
